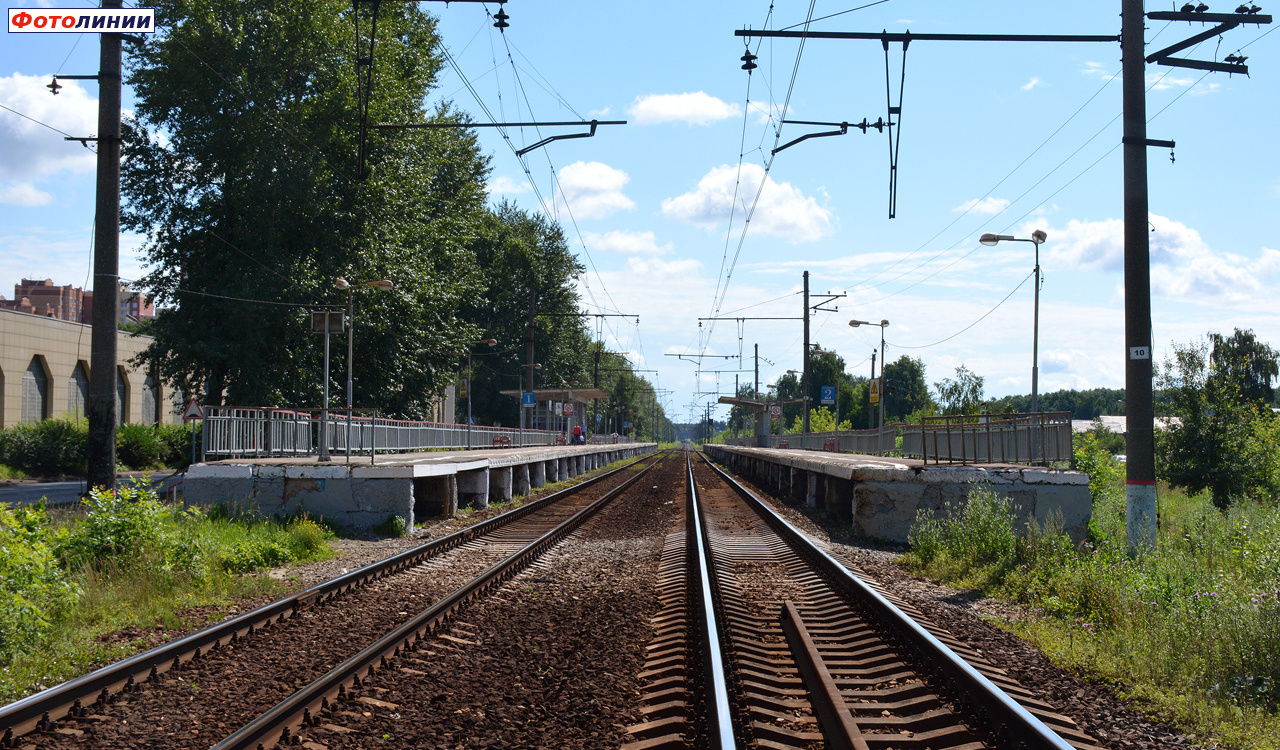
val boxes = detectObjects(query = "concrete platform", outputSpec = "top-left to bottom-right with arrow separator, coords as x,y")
184,443 -> 656,532
704,445 -> 1091,543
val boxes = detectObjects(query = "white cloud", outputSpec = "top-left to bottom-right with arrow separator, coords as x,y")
627,92 -> 741,126
1044,213 -> 1280,306
487,175 -> 530,195
1081,61 -> 1118,81
587,106 -> 612,117
582,229 -> 672,255
0,73 -> 98,183
0,183 -> 52,206
661,163 -> 833,242
954,197 -> 1010,215
1021,77 -> 1043,91
556,161 -> 635,220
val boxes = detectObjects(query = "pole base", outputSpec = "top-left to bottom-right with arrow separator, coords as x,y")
1125,481 -> 1157,550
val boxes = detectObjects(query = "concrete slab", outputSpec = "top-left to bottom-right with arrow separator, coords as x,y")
705,444 -> 1092,544
184,443 -> 656,531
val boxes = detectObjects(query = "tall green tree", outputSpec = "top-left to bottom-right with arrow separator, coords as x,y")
123,0 -> 488,416
462,203 -> 590,427
881,355 -> 931,422
934,365 -> 985,416
1157,333 -> 1280,508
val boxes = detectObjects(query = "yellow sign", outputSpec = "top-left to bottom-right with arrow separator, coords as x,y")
869,378 -> 880,404
458,377 -> 468,398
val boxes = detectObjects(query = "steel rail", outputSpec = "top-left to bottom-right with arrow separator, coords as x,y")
0,450 -> 658,742
213,452 -> 667,750
685,450 -> 738,750
696,451 -> 1077,750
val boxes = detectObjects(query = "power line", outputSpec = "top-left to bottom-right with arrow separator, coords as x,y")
887,270 -> 1035,350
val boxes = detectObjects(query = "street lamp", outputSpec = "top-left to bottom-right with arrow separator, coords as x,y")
849,319 -> 890,456
335,277 -> 395,461
466,339 -> 498,449
980,229 -> 1048,460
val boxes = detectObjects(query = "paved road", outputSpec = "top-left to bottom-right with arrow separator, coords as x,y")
0,473 -> 185,507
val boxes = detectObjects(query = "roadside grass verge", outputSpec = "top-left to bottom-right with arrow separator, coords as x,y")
902,435 -> 1280,749
0,480 -> 333,704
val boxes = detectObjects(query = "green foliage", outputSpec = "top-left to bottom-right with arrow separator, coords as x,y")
0,421 -> 199,476
0,419 -> 88,477
58,481 -> 175,570
1158,335 -> 1280,508
0,503 -> 77,663
933,364 -> 985,416
882,355 -> 931,422
116,423 -> 166,470
374,514 -> 409,538
907,486 -> 1018,578
906,474 -> 1280,738
989,387 -> 1127,419
123,0 -> 488,416
0,481 -> 331,680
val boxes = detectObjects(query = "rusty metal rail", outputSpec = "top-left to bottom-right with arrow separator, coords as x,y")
211,452 -> 666,750
693,450 -> 1100,750
0,452 -> 659,745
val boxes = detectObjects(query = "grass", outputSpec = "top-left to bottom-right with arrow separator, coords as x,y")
902,435 -> 1280,749
0,481 -> 334,704
0,464 -> 26,480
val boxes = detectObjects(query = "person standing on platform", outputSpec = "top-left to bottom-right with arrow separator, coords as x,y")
571,423 -> 584,445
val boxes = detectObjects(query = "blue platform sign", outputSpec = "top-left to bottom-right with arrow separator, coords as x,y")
521,391 -> 536,408
820,385 -> 836,405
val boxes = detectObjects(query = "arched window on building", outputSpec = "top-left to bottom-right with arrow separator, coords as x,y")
68,362 -> 89,420
142,375 -> 158,425
116,367 -> 128,424
22,357 -> 49,423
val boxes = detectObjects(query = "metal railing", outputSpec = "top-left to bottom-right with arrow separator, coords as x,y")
201,406 -> 633,461
908,412 -> 1073,465
756,427 -> 885,455
722,412 -> 1072,466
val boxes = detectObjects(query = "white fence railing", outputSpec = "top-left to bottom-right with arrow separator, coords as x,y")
201,406 -> 633,461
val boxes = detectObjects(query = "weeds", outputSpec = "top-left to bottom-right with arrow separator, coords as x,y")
901,433 -> 1280,748
0,481 -> 333,703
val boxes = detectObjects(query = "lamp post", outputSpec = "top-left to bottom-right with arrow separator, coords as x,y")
849,319 -> 889,455
335,277 -> 394,461
979,229 -> 1048,461
465,339 -> 498,449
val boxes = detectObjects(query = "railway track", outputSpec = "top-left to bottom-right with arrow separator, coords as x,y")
0,451 -> 663,750
628,450 -> 1103,750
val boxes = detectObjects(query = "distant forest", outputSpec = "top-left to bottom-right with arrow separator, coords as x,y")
987,388 -> 1127,419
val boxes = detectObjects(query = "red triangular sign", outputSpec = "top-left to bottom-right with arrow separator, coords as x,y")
182,399 -> 204,421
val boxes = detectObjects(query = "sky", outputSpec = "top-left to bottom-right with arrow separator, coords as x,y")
3,1 -> 1279,426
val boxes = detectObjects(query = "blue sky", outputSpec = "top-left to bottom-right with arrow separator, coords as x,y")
3,1 -> 1278,425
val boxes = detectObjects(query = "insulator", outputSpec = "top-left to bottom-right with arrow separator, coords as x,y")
493,8 -> 509,29
1196,3 -> 1210,11
1181,2 -> 1196,10
1237,3 -> 1251,10
740,50 -> 758,71
46,78 -> 62,95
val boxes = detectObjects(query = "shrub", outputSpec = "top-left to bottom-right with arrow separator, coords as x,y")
0,503 -> 77,663
57,480 -> 174,570
374,514 -> 409,538
116,424 -> 165,470
0,419 -> 88,477
155,423 -> 198,468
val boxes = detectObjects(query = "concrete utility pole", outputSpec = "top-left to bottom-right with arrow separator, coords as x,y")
868,350 -> 876,430
86,1 -> 123,491
1121,0 -> 1156,549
